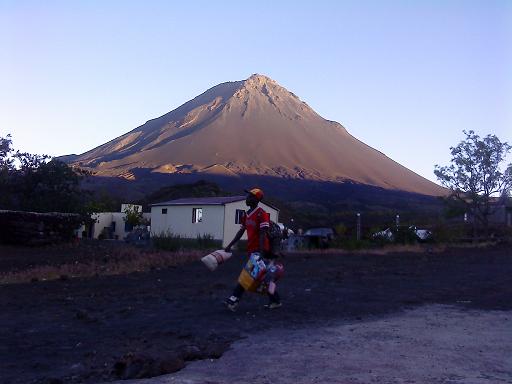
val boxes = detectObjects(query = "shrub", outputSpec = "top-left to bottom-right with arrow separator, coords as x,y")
0,210 -> 83,245
393,226 -> 419,244
338,238 -> 375,250
152,231 -> 221,251
0,243 -> 204,284
334,223 -> 347,237
195,233 -> 222,250
431,223 -> 469,243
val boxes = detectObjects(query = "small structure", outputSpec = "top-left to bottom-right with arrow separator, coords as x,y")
489,202 -> 512,227
303,227 -> 335,248
372,228 -> 394,242
81,204 -> 150,240
284,233 -> 306,251
150,196 -> 279,247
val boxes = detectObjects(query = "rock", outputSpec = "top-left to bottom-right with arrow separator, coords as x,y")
113,353 -> 148,379
159,355 -> 185,374
180,345 -> 203,361
45,379 -> 63,384
204,342 -> 229,359
69,362 -> 85,372
75,310 -> 97,323
114,352 -> 185,379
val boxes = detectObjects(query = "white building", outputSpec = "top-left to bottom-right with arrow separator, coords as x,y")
150,196 -> 279,247
80,204 -> 150,240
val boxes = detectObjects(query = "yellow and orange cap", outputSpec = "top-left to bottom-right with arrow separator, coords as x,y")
245,188 -> 264,201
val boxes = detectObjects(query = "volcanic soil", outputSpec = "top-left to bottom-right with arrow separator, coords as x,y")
0,242 -> 511,384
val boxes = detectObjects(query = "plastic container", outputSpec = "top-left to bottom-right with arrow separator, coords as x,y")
237,253 -> 267,291
201,250 -> 232,271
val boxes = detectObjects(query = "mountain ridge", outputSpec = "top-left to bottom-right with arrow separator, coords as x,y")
67,74 -> 444,197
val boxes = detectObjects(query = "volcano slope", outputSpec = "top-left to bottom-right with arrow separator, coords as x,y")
0,243 -> 510,384
67,74 -> 445,204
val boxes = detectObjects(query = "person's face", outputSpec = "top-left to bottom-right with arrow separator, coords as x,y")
245,193 -> 258,207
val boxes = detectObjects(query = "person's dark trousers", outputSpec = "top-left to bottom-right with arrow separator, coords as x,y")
268,290 -> 280,304
233,284 -> 279,303
232,283 -> 245,299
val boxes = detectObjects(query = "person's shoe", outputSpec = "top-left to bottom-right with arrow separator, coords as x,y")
264,302 -> 282,310
224,296 -> 239,312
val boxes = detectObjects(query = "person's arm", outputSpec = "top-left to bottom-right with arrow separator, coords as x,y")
225,226 -> 245,253
259,226 -> 268,253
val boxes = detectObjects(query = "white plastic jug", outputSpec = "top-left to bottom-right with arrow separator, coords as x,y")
201,249 -> 232,271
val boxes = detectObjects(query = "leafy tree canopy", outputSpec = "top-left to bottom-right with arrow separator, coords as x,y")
434,130 -> 512,233
0,133 -> 90,214
123,204 -> 144,227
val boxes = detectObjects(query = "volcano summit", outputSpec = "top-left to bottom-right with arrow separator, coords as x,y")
68,74 -> 443,199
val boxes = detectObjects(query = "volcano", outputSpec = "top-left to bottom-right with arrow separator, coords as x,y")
68,74 -> 444,200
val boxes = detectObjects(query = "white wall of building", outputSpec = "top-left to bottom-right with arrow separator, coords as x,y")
89,212 -> 150,240
151,200 -> 279,246
151,205 -> 225,240
92,212 -> 114,239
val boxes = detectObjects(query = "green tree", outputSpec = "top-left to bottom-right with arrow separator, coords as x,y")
434,130 -> 512,236
0,134 -> 14,171
0,134 -> 90,214
18,159 -> 86,213
0,134 -> 14,207
123,204 -> 144,229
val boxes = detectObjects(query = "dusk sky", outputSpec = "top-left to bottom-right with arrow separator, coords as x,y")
1,1 -> 510,183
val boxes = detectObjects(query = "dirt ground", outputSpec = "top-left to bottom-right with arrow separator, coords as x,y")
146,304 -> 512,384
0,242 -> 511,384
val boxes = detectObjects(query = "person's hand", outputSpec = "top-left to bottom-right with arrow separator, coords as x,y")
251,252 -> 261,260
224,245 -> 232,253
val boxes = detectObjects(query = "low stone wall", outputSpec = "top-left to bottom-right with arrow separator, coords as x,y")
0,210 -> 83,245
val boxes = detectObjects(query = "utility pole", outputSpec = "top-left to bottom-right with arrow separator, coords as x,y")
356,212 -> 361,241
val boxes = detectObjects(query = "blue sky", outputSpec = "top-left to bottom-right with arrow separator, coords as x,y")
1,0 -> 510,183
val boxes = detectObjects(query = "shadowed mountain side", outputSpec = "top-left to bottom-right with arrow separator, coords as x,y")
82,172 -> 442,215
67,74 -> 445,197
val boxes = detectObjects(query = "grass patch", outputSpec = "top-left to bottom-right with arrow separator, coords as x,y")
152,232 -> 222,252
0,245 -> 205,285
287,243 -> 447,255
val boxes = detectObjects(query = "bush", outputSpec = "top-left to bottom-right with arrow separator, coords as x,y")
431,223 -> 470,243
0,210 -> 83,245
334,223 -> 347,237
429,222 -> 512,244
339,238 -> 375,250
0,242 -> 204,284
152,231 -> 221,251
393,226 -> 419,244
195,233 -> 222,249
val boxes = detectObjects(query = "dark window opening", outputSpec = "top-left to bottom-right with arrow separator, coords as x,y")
235,209 -> 245,224
192,208 -> 203,223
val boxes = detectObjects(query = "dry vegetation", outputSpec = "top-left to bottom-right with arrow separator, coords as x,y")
0,243 -> 205,285
292,241 -> 508,256
2,240 -> 504,285
292,243 -> 446,255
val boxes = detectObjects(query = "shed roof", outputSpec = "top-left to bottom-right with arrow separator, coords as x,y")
151,196 -> 245,207
151,196 -> 279,211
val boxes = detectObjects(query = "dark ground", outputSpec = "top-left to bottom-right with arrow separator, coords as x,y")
0,242 -> 511,384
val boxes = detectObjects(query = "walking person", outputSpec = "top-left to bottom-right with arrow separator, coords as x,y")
224,188 -> 284,311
